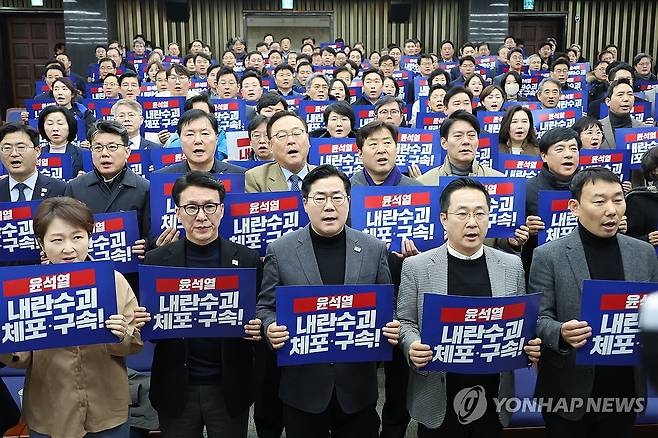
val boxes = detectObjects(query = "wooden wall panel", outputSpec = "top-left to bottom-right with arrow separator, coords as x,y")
114,0 -> 461,56
510,0 -> 658,64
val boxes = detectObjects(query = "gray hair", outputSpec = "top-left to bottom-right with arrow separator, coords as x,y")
111,99 -> 143,116
537,77 -> 562,93
305,73 -> 330,90
374,95 -> 405,114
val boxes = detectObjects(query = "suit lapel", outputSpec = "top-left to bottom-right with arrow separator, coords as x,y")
484,247 -> 507,297
565,232 -> 590,296
268,164 -> 288,192
219,238 -> 240,268
344,228 -> 363,284
295,227 -> 323,284
0,178 -> 10,202
618,235 -> 642,281
32,174 -> 49,200
161,239 -> 186,266
428,245 -> 448,295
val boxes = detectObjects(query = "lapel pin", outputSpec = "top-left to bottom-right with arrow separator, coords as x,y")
232,259 -> 239,266
354,246 -> 361,253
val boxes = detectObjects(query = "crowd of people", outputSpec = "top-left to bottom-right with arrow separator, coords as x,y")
0,29 -> 658,438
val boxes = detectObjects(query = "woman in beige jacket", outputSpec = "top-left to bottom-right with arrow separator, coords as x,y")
0,197 -> 149,438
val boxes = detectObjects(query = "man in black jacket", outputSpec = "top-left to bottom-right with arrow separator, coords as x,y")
0,123 -> 66,203
144,171 -> 262,438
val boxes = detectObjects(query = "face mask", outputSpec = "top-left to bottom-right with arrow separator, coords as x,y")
505,83 -> 520,97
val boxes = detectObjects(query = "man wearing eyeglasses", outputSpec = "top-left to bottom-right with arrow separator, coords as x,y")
144,170 -> 263,438
0,122 -> 66,202
374,95 -> 406,128
397,177 -> 541,438
111,99 -> 161,150
65,120 -> 150,262
245,111 -> 316,192
257,164 -> 401,437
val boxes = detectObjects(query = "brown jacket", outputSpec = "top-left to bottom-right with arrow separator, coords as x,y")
0,271 -> 142,438
498,141 -> 540,156
245,162 -> 316,192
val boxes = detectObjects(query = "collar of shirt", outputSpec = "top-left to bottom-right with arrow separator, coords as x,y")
280,164 -> 310,184
447,243 -> 484,260
9,171 -> 39,192
129,135 -> 141,149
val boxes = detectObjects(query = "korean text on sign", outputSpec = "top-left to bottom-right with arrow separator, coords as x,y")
89,211 -> 140,273
138,266 -> 257,340
537,190 -> 577,245
308,138 -> 362,178
577,280 -> 658,366
421,293 -> 541,373
0,200 -> 41,263
0,261 -> 118,353
615,127 -> 658,170
275,284 -> 394,366
219,192 -> 309,256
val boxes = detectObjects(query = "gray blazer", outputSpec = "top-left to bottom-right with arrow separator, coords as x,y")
531,230 -> 658,420
256,224 -> 392,414
599,116 -> 643,149
396,243 -> 525,429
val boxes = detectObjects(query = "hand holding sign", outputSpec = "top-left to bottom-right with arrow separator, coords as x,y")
105,314 -> 129,341
244,318 -> 262,342
619,215 -> 628,234
156,226 -> 180,247
526,215 -> 545,235
382,319 -> 401,346
508,225 -> 530,249
134,306 -> 151,329
409,340 -> 433,368
267,323 -> 289,349
523,337 -> 542,365
561,319 -> 592,349
649,231 -> 658,246
131,239 -> 147,260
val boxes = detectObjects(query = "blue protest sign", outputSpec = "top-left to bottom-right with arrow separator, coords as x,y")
400,56 -> 419,73
138,265 -> 256,340
312,66 -> 335,79
139,82 -> 159,98
308,138 -> 362,178
415,111 -> 447,131
600,100 -> 652,123
210,98 -> 246,132
149,172 -> 245,238
25,99 -> 56,121
579,149 -> 630,182
89,211 -> 140,273
348,86 -> 363,104
477,111 -> 506,134
477,134 -> 499,169
0,261 -> 118,353
537,190 -> 577,245
85,99 -> 118,120
353,105 -> 377,129
440,177 -> 526,238
421,293 -> 541,373
34,81 -> 49,96
138,96 -> 186,134
85,84 -> 106,100
532,107 -> 582,139
219,191 -> 309,256
518,75 -> 544,98
566,75 -> 587,91
396,128 -> 443,173
558,89 -> 588,110
577,280 -> 658,366
37,153 -> 72,181
569,63 -> 590,76
282,95 -> 303,112
502,100 -> 541,111
495,153 -> 543,178
150,147 -> 186,170
413,76 -> 429,100
226,130 -> 251,160
298,100 -> 333,132
350,186 -> 443,252
275,284 -> 394,366
82,149 -> 151,179
614,127 -> 658,169
0,201 -> 41,263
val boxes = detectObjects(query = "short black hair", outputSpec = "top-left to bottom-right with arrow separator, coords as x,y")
444,86 -> 473,107
177,108 -> 218,135
88,119 -> 130,147
499,106 -> 539,149
356,120 -> 398,150
239,70 -> 262,87
172,170 -> 226,205
301,164 -> 351,198
323,100 -> 355,127
606,77 -> 633,99
362,68 -> 384,83
607,62 -> 634,81
247,114 -> 269,136
569,167 -> 622,201
538,127 -> 581,154
118,71 -> 141,86
168,63 -> 191,78
508,48 -> 524,59
641,147 -> 658,182
296,61 -> 312,72
194,52 -> 211,63
45,64 -> 65,76
38,106 -> 78,143
633,53 -> 652,66
571,116 -> 603,136
217,67 -> 238,83
266,110 -> 307,138
501,70 -> 522,86
257,91 -> 288,113
550,57 -> 570,71
184,94 -> 214,113
321,47 -> 336,56
268,49 -> 282,58
429,68 -> 451,85
439,177 -> 491,213
0,122 -> 40,147
459,55 -> 476,66
440,110 -> 480,139
274,63 -> 295,76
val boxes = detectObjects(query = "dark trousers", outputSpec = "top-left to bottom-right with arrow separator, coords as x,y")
253,342 -> 284,438
380,347 -> 411,438
543,411 -> 636,438
283,391 -> 380,438
158,384 -> 248,438
417,403 -> 502,438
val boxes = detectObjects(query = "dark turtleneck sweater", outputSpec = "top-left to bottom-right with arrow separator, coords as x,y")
184,237 -> 223,384
578,224 -> 635,399
609,111 -> 633,131
310,226 -> 346,285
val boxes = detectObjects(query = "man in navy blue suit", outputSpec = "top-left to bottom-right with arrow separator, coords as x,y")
0,123 -> 66,203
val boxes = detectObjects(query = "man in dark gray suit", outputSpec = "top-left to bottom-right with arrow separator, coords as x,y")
531,168 -> 658,437
256,164 -> 400,437
397,178 -> 541,437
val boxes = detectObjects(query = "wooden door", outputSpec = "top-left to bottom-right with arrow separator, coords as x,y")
509,15 -> 565,55
5,14 -> 65,107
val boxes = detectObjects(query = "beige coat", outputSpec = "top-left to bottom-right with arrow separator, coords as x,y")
245,162 -> 316,192
0,271 -> 142,438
